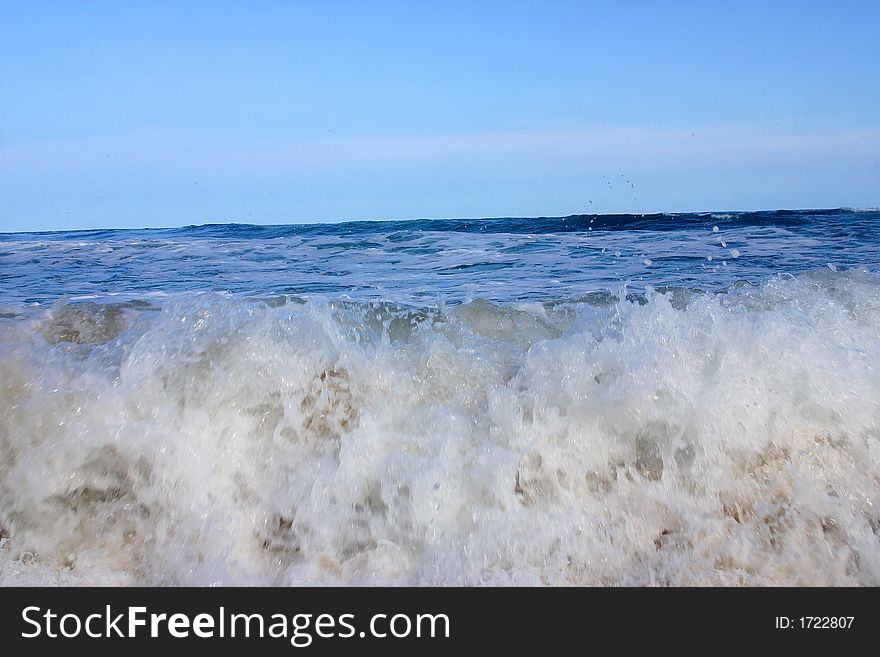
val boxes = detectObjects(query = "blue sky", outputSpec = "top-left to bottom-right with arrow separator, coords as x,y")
1,0 -> 878,231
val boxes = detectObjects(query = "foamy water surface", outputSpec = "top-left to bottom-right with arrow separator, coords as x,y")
1,209 -> 879,585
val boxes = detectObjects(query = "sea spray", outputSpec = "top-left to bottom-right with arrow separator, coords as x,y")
1,268 -> 879,585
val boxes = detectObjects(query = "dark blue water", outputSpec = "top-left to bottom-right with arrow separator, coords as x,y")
1,208 -> 877,305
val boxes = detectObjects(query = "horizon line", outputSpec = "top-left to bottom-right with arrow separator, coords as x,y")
2,206 -> 877,236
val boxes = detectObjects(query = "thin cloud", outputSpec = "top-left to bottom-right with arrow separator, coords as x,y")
3,123 -> 878,175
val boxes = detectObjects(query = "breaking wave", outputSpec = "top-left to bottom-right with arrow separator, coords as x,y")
2,268 -> 879,585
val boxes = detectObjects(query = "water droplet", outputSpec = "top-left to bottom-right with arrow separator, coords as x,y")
712,226 -> 719,232
730,249 -> 740,258
643,258 -> 653,266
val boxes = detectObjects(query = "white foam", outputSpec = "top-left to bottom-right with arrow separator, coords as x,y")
1,270 -> 879,586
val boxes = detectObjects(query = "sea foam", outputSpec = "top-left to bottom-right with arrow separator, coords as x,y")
1,268 -> 878,585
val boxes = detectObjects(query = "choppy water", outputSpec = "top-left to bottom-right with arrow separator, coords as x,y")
2,209 -> 879,305
1,208 -> 879,585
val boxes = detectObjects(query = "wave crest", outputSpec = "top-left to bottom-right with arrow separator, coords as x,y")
1,270 -> 879,585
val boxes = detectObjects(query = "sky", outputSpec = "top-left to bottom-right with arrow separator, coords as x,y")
1,0 -> 878,231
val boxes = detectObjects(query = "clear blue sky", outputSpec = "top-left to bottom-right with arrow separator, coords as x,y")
1,0 -> 878,231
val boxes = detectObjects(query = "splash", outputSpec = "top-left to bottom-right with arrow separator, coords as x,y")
1,268 -> 879,585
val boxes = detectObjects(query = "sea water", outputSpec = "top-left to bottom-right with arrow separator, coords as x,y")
1,208 -> 879,585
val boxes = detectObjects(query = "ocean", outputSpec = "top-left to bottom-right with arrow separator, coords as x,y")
1,208 -> 879,585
